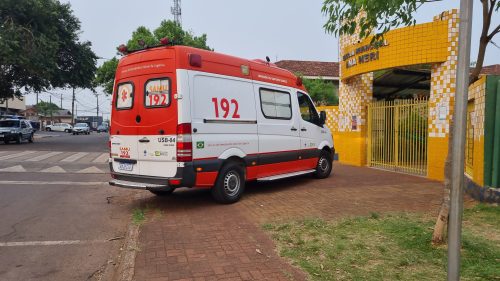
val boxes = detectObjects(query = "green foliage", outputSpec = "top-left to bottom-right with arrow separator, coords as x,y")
127,26 -> 157,50
35,101 -> 60,117
95,58 -> 119,95
302,77 -> 338,106
96,20 -> 211,95
0,0 -> 97,100
322,0 -> 437,39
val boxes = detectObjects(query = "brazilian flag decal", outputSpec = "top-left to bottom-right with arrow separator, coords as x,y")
196,141 -> 204,149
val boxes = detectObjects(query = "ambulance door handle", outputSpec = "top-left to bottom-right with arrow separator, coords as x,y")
301,128 -> 307,132
290,127 -> 298,131
139,137 -> 150,143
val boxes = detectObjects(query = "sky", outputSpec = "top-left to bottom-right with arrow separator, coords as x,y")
25,0 -> 500,120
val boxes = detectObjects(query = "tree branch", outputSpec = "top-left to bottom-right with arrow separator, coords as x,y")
488,24 -> 500,40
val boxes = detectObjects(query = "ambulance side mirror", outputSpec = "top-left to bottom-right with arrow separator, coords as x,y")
319,111 -> 327,127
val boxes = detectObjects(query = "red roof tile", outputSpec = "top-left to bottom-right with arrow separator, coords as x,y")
275,60 -> 339,78
480,64 -> 500,75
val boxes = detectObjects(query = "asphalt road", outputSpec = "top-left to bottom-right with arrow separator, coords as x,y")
0,131 -> 138,281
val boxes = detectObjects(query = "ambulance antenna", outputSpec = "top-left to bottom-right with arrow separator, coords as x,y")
171,0 -> 182,27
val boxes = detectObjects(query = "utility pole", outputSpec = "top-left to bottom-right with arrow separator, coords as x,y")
71,87 -> 76,126
448,1 -> 473,280
60,93 -> 63,109
49,95 -> 53,125
96,93 -> 99,126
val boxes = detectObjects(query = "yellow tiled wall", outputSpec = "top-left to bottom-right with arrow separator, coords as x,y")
341,13 -> 451,79
334,9 -> 462,179
427,10 -> 459,181
467,76 -> 487,186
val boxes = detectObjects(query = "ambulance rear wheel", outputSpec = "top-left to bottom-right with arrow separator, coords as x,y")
314,150 -> 333,179
149,188 -> 174,196
211,162 -> 245,204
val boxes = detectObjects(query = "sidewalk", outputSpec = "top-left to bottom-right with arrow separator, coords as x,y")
133,164 -> 443,281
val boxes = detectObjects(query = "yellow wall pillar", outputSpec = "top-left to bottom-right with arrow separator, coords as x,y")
427,10 -> 459,181
336,74 -> 373,166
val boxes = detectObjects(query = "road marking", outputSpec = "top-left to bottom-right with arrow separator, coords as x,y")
0,181 -> 108,186
0,240 -> 108,247
0,151 -> 35,161
26,151 -> 63,162
92,153 -> 109,163
0,165 -> 26,172
61,152 -> 88,162
77,166 -> 105,174
39,166 -> 67,173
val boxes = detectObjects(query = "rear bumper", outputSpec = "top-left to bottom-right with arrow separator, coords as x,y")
109,161 -> 196,190
109,179 -> 169,191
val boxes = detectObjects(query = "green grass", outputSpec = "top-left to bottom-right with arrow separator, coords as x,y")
132,208 -> 146,225
263,204 -> 500,281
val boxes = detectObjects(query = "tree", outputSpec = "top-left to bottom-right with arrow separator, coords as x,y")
35,101 -> 60,117
95,20 -> 212,95
322,0 -> 499,244
0,0 -> 98,100
302,77 -> 339,106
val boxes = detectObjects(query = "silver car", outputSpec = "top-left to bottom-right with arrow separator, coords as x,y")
0,119 -> 35,144
72,123 -> 90,135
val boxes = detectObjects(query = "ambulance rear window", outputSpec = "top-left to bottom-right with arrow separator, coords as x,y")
115,82 -> 134,110
145,78 -> 170,108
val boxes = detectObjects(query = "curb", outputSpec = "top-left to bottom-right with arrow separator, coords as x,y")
110,223 -> 140,281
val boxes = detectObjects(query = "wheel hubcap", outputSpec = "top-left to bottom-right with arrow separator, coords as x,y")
319,157 -> 329,173
224,171 -> 240,196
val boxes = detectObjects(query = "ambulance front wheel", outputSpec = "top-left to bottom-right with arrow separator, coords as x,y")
211,162 -> 245,204
314,150 -> 333,179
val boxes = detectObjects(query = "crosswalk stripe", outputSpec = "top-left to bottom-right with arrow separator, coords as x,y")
0,165 -> 26,172
0,151 -> 35,161
92,153 -> 109,163
26,151 -> 63,162
61,152 -> 88,162
39,166 -> 66,173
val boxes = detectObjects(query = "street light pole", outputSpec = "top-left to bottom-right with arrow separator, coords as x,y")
448,0 -> 473,280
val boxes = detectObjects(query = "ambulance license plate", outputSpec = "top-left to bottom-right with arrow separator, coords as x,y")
118,162 -> 133,171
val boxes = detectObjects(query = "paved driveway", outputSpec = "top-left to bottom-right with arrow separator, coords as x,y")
133,164 -> 443,281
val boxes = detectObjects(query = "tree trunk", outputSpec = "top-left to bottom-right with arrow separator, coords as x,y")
432,121 -> 454,245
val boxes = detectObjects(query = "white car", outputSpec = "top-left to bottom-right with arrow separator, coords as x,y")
72,123 -> 90,135
46,123 -> 73,133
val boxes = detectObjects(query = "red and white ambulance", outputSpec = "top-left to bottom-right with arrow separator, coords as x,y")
109,42 -> 334,203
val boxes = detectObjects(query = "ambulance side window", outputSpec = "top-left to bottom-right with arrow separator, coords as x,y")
115,82 -> 134,110
297,92 -> 319,124
259,88 -> 292,120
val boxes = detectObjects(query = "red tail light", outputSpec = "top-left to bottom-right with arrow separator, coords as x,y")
176,123 -> 192,162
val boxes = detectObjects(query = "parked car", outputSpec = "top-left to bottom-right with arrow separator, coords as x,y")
46,123 -> 73,132
0,119 -> 34,144
29,121 -> 41,132
72,123 -> 90,135
96,124 -> 109,133
0,115 -> 26,120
